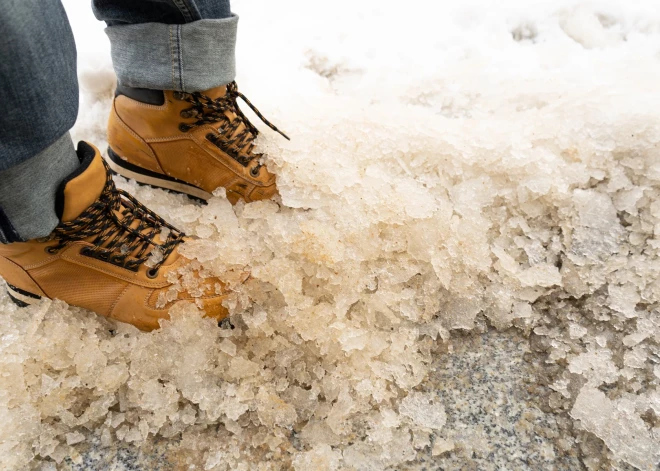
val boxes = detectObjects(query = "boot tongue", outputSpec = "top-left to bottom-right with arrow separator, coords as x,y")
58,142 -> 108,222
203,85 -> 227,100
201,85 -> 255,157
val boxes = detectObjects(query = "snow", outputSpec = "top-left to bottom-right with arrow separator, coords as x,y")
1,0 -> 660,469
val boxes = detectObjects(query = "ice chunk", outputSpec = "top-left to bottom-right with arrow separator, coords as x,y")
219,339 -> 237,356
144,247 -> 164,268
608,283 -> 641,319
568,324 -> 587,339
65,432 -> 85,446
567,347 -> 619,387
256,389 -> 297,428
517,264 -> 562,288
399,392 -> 446,430
292,445 -> 341,471
571,387 -> 660,470
432,438 -> 454,456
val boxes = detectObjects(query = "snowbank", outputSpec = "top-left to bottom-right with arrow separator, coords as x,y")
1,0 -> 660,469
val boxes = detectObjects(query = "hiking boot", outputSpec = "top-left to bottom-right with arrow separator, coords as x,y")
106,81 -> 288,204
0,142 -> 235,331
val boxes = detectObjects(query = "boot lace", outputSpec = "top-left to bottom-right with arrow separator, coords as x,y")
176,81 -> 289,168
49,162 -> 185,275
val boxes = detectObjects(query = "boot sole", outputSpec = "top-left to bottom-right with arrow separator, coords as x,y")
106,148 -> 213,201
5,282 -> 232,329
6,283 -> 42,307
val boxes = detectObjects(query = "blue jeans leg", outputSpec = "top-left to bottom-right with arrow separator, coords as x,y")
0,0 -> 80,241
0,0 -> 78,170
0,0 -> 236,242
92,0 -> 232,25
93,0 -> 237,92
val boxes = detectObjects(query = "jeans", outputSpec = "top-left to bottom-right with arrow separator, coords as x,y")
0,0 -> 234,242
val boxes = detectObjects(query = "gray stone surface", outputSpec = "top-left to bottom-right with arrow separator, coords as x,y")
60,329 -> 584,470
398,329 -> 583,471
61,440 -> 173,471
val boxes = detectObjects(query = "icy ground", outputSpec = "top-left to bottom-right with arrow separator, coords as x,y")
2,0 -> 660,469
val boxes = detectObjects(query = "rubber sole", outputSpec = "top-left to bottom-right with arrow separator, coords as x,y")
106,147 -> 213,201
6,283 -> 234,330
7,283 -> 42,307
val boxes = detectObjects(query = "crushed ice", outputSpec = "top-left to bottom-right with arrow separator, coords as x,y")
2,0 -> 660,469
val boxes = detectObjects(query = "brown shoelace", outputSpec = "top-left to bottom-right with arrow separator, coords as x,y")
176,81 -> 289,167
49,162 -> 184,275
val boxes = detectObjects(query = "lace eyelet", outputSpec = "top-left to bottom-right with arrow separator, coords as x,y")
173,91 -> 186,101
80,246 -> 93,256
45,246 -> 59,254
109,255 -> 125,265
250,166 -> 261,177
179,123 -> 191,132
146,267 -> 159,279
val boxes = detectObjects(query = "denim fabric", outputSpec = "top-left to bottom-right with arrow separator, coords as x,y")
104,16 -> 238,91
95,0 -> 237,92
92,0 -> 232,25
0,0 -> 79,170
0,0 -> 81,240
0,0 -> 234,241
0,134 -> 79,241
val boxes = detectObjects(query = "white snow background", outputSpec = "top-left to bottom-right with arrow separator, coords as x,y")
1,0 -> 660,469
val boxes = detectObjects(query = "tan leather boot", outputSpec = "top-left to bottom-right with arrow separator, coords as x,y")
106,81 -> 288,204
0,142 -> 235,331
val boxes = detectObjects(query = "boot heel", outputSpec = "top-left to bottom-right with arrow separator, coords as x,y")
6,283 -> 42,307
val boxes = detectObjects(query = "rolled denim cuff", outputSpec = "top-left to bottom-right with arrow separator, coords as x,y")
105,15 -> 238,92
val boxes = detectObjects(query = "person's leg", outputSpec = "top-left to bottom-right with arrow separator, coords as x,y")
92,0 -> 231,26
0,0 -> 80,242
92,0 -> 236,92
97,0 -> 286,204
0,0 -> 240,331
